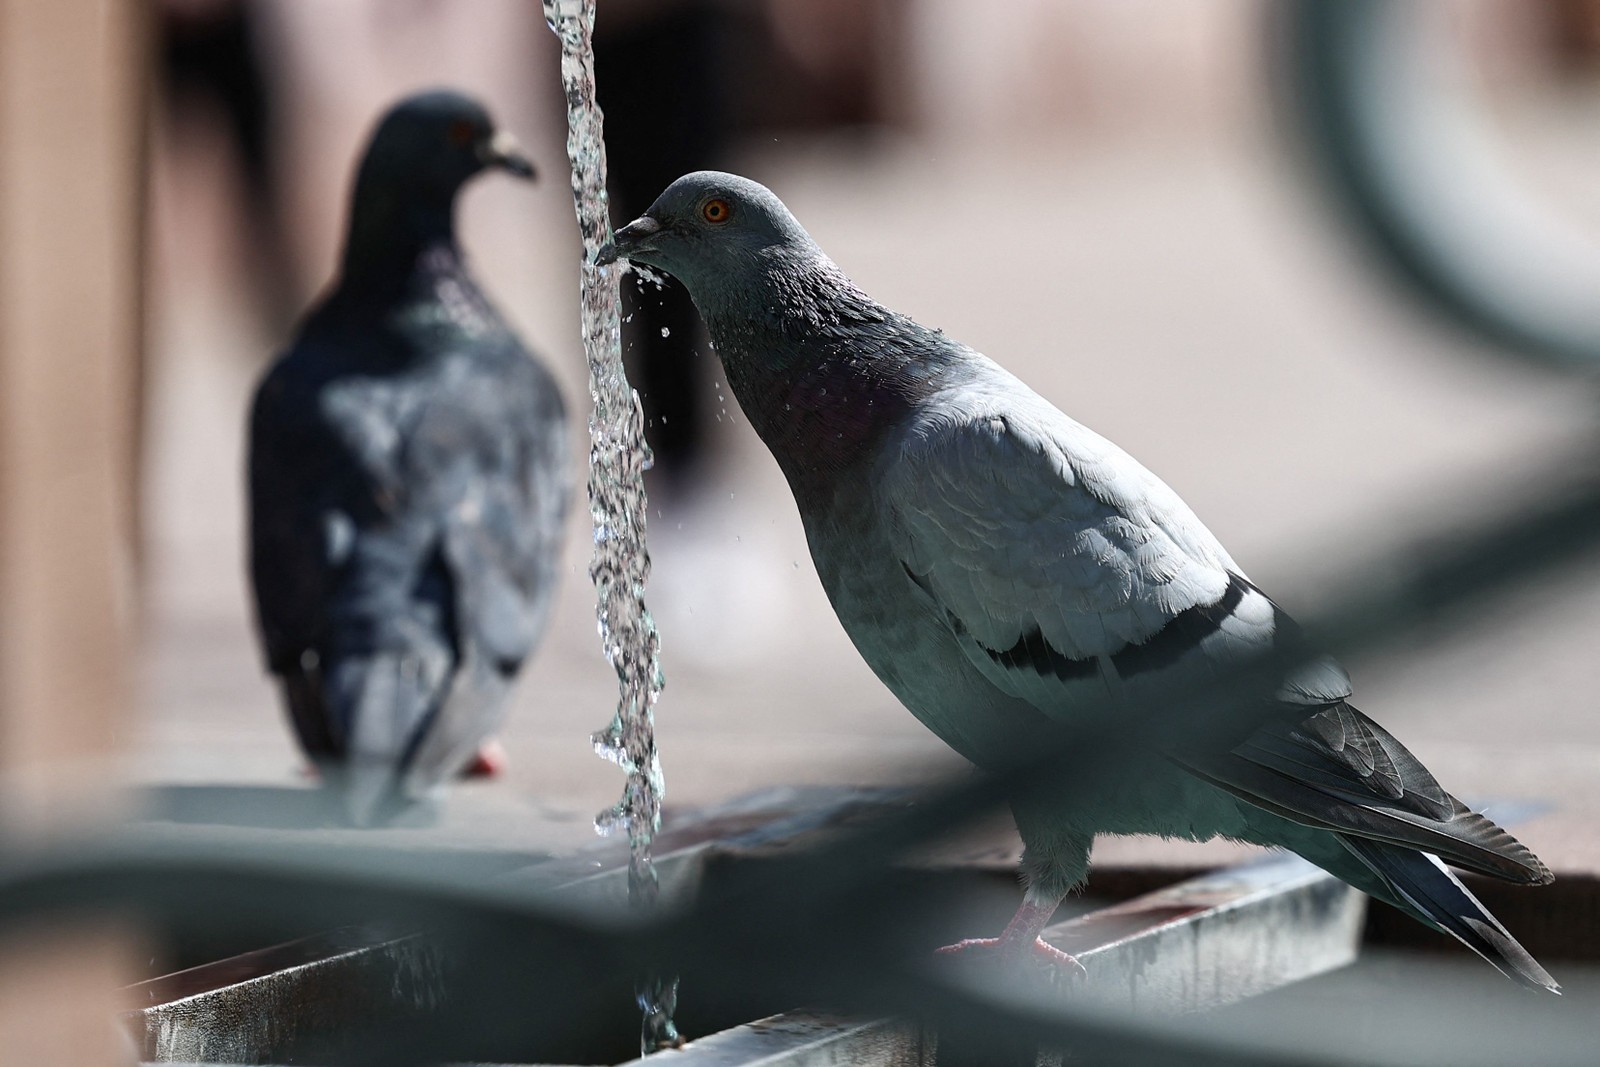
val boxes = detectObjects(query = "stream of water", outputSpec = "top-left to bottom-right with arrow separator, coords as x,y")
541,0 -> 678,1051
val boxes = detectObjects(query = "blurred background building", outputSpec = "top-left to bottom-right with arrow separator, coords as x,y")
8,0 -> 1600,1055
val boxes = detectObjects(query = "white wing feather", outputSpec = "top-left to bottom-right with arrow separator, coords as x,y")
876,361 -> 1301,715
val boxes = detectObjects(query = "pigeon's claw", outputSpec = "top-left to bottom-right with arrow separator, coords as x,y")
935,936 -> 1087,982
1027,938 -> 1087,980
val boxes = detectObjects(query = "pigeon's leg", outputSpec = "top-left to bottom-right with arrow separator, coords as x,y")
937,813 -> 1090,979
935,889 -> 1085,979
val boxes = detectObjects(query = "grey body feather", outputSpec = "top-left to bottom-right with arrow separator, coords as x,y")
606,170 -> 1557,991
249,91 -> 569,823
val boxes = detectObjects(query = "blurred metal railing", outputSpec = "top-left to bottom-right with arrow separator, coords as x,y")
9,1 -> 1600,1064
1285,0 -> 1600,374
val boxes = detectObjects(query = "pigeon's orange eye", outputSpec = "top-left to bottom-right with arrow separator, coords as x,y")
447,119 -> 478,147
702,198 -> 731,223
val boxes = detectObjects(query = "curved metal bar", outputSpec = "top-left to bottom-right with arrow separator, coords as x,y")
1286,0 -> 1600,373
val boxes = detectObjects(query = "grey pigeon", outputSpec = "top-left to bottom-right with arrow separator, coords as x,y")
603,171 -> 1558,992
249,90 -> 570,824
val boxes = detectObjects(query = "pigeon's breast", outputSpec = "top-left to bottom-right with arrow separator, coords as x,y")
801,476 -> 1059,768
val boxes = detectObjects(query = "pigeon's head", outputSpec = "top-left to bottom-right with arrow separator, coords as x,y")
600,171 -> 816,290
357,89 -> 535,198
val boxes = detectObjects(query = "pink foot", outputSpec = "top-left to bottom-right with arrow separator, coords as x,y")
936,936 -> 1087,981
460,739 -> 507,779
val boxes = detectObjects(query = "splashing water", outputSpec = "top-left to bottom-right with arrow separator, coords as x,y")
627,261 -> 669,290
542,0 -> 678,1051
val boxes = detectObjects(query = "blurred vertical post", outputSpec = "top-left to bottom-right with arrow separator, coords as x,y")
0,0 -> 146,1062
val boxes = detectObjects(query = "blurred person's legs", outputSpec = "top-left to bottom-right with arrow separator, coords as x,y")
160,0 -> 296,334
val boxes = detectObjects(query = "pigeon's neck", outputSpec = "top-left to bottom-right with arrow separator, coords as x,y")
703,255 -> 952,504
314,185 -> 502,366
340,177 -> 463,287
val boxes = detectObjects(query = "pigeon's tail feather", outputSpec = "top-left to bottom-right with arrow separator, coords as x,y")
1182,703 -> 1552,887
323,648 -> 452,826
1340,834 -> 1559,994
399,652 -> 510,801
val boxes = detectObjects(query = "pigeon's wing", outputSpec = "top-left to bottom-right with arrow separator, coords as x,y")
880,371 -> 1547,885
248,353 -> 345,678
419,348 -> 570,674
398,347 -> 571,790
248,338 -> 427,663
880,377 -> 1264,716
249,342 -> 426,762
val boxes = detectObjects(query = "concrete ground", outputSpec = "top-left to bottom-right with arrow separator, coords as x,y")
136,109 -> 1600,880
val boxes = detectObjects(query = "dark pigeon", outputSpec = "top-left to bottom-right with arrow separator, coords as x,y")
603,170 -> 1558,992
249,90 -> 570,824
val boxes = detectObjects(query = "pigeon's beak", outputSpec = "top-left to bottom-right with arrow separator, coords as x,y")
597,215 -> 661,266
478,130 -> 536,180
